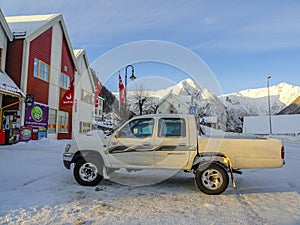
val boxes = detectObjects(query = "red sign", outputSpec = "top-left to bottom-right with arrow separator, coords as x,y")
62,80 -> 74,106
94,78 -> 102,107
119,73 -> 125,105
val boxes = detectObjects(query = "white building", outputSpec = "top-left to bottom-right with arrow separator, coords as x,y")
73,49 -> 95,136
94,96 -> 104,121
243,114 -> 300,135
157,92 -> 189,114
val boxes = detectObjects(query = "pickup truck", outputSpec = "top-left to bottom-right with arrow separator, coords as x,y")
63,114 -> 285,195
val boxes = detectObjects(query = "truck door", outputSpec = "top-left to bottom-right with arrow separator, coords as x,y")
107,118 -> 155,168
154,117 -> 191,169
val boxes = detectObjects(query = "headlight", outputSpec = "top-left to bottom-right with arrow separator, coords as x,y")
65,144 -> 71,153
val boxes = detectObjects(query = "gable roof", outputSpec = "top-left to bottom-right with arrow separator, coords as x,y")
0,9 -> 13,41
158,91 -> 189,109
6,13 -> 77,71
73,49 -> 95,91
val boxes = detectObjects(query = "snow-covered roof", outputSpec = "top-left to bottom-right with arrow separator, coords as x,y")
73,48 -> 95,91
74,49 -> 84,57
6,13 -> 78,71
0,9 -> 13,41
0,70 -> 25,97
158,92 -> 189,109
6,14 -> 58,39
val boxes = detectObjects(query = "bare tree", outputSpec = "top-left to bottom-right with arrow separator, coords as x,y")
129,84 -> 150,115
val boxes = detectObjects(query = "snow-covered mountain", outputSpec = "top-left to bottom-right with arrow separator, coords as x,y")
221,82 -> 300,115
220,82 -> 300,129
278,96 -> 300,114
147,79 -> 228,130
134,79 -> 300,131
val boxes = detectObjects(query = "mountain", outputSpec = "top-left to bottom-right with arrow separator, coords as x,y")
220,82 -> 300,129
220,82 -> 300,115
278,96 -> 300,114
127,79 -> 300,131
149,79 -> 229,130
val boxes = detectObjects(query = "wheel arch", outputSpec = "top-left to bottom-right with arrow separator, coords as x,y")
72,150 -> 104,165
192,152 -> 232,171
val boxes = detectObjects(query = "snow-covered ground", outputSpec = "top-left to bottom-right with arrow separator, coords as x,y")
0,136 -> 300,224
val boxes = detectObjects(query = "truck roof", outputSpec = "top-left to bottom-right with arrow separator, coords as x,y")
130,114 -> 196,120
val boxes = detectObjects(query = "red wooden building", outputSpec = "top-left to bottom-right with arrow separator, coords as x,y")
5,14 -> 77,139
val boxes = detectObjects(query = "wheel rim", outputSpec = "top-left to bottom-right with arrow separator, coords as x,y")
201,169 -> 223,190
79,162 -> 98,182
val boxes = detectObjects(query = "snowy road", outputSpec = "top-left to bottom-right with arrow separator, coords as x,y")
0,137 -> 299,224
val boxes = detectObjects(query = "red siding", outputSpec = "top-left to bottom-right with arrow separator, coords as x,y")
27,28 -> 52,105
6,39 -> 24,87
58,35 -> 75,140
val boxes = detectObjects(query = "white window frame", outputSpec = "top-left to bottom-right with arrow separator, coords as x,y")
34,58 -> 50,81
60,73 -> 71,90
58,110 -> 69,133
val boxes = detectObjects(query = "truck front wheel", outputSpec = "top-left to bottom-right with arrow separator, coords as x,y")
73,157 -> 103,186
195,162 -> 229,195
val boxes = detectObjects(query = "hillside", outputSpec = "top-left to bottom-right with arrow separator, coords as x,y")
129,79 -> 300,131
278,96 -> 300,114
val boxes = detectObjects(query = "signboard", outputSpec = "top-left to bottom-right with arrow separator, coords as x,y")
19,126 -> 33,142
24,103 -> 49,129
38,127 -> 47,140
189,105 -> 197,115
61,81 -> 74,106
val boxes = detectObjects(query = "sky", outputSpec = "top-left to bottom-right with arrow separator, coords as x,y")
1,0 -> 300,94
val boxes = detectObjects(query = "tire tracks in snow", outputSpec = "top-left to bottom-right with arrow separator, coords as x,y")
233,189 -> 266,225
10,173 -> 52,191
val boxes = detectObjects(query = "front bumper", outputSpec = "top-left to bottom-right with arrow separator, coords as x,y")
63,153 -> 74,169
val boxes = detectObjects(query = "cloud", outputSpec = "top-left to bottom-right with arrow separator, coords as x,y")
2,0 -> 300,56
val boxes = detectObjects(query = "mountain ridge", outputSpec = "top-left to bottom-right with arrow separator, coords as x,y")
148,79 -> 300,131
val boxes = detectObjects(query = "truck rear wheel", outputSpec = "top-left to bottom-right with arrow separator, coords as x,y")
195,162 -> 229,195
73,157 -> 103,186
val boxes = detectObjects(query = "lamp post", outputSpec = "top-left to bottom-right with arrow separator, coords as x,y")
124,65 -> 136,111
267,75 -> 272,135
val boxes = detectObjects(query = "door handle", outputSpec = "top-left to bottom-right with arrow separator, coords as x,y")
178,143 -> 186,147
143,142 -> 151,146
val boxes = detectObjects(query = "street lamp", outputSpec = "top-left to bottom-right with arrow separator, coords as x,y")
267,75 -> 272,135
124,65 -> 136,110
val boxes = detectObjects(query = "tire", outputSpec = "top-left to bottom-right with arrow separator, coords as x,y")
195,162 -> 229,195
73,157 -> 103,186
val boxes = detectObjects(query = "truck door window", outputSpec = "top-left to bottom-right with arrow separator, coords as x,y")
118,118 -> 154,138
158,118 -> 186,137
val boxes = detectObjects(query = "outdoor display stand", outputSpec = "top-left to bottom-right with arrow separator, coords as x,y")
0,130 -> 5,144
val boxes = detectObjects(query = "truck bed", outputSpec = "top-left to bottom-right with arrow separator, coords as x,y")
198,136 -> 284,169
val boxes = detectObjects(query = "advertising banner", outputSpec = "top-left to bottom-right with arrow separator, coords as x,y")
19,126 -> 33,142
24,103 -> 49,129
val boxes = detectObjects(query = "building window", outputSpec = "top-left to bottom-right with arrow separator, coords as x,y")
33,58 -> 49,81
60,73 -> 71,89
58,110 -> 69,133
48,109 -> 57,133
81,89 -> 92,104
80,121 -> 91,134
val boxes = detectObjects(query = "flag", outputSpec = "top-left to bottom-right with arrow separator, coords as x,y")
94,78 -> 102,107
61,79 -> 74,106
119,73 -> 125,105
